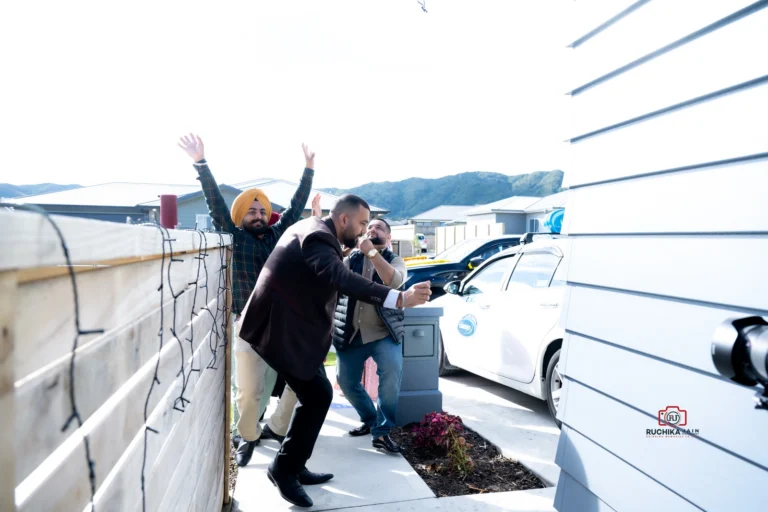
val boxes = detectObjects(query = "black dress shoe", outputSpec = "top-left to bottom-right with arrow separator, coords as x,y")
349,424 -> 371,437
372,434 -> 404,454
261,424 -> 285,443
232,434 -> 242,450
267,466 -> 313,508
298,467 -> 334,485
235,438 -> 259,467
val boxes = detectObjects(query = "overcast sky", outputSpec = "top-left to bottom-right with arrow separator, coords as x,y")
3,0 -> 571,190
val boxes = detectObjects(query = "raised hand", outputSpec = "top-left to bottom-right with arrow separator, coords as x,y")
311,193 -> 322,217
402,281 -> 432,308
358,236 -> 374,254
302,143 -> 315,169
178,133 -> 205,162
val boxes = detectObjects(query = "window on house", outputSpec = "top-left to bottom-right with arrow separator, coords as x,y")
529,219 -> 540,232
196,214 -> 213,231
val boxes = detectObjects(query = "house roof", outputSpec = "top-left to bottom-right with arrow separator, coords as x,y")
524,190 -> 568,213
5,182 -> 242,208
409,205 -> 477,222
464,196 -> 541,216
232,178 -> 389,214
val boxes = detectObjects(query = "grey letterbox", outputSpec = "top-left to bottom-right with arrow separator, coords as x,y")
396,306 -> 443,426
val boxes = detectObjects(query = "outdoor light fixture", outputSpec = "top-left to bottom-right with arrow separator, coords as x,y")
712,316 -> 768,410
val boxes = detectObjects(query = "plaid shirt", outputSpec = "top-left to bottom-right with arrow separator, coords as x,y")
195,160 -> 315,314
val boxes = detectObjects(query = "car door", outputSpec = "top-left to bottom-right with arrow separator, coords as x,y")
440,255 -> 518,371
492,250 -> 564,383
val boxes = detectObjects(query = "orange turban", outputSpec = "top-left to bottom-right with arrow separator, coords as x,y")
231,188 -> 272,226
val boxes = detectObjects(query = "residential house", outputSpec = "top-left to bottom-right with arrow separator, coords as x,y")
3,182 -> 251,228
406,205 -> 477,252
6,177 -> 389,229
524,190 -> 568,233
554,2 -> 766,511
463,196 -> 541,234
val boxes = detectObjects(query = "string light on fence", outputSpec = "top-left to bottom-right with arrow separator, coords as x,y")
1,203 -> 103,511
1,202 -> 232,512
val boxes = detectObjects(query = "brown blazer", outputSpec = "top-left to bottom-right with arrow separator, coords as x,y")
238,217 -> 394,380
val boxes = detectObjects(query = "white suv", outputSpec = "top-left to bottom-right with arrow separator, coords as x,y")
433,235 -> 569,426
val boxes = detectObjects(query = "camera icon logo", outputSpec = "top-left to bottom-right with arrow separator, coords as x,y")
658,406 -> 687,427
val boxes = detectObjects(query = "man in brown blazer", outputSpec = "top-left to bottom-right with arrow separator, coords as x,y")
238,194 -> 431,508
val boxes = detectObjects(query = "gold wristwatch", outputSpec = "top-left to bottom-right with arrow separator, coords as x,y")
366,248 -> 378,259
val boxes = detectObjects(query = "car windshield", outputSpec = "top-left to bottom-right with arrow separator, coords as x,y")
434,238 -> 489,262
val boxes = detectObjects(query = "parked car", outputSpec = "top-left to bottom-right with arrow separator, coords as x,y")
416,233 -> 428,253
432,235 -> 569,426
403,235 -> 523,300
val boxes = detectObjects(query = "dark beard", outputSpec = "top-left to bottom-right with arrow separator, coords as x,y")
369,236 -> 384,246
342,235 -> 358,250
244,221 -> 268,236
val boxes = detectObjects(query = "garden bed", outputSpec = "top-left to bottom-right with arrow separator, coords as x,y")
390,413 -> 547,497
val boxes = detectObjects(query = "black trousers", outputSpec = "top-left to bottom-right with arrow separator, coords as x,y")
273,365 -> 333,474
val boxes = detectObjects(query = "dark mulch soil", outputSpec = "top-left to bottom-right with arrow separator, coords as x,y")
390,424 -> 547,497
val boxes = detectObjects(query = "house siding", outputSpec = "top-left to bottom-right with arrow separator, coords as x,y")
493,213 -> 526,234
176,190 -> 273,230
526,212 -> 550,232
556,2 -> 768,512
468,212 -> 527,234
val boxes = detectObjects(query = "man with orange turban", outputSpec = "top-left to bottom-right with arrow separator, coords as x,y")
179,134 -> 321,467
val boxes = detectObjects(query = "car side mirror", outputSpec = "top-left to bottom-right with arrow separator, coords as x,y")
468,256 -> 485,270
444,280 -> 461,295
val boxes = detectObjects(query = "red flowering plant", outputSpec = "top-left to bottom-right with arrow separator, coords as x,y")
412,412 -> 474,476
413,412 -> 465,449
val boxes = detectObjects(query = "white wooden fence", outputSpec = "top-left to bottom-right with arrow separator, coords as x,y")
435,223 -> 505,254
0,209 -> 232,512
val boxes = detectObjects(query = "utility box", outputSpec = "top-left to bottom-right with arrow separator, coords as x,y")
397,306 -> 443,426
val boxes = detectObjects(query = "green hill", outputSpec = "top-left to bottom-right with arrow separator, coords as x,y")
323,170 -> 563,220
0,183 -> 82,199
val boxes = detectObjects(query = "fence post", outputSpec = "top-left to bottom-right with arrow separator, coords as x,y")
0,273 -> 17,512
223,246 -> 233,506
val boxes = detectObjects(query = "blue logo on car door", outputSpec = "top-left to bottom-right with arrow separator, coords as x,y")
458,314 -> 477,337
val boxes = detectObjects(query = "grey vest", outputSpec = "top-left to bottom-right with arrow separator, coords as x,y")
332,249 -> 405,351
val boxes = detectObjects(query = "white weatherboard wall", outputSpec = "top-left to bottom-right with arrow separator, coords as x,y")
555,2 -> 768,512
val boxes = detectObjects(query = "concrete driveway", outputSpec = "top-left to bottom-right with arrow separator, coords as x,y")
440,373 -> 562,486
232,367 -> 559,511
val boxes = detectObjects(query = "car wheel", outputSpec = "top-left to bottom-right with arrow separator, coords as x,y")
439,334 -> 460,377
545,349 -> 563,428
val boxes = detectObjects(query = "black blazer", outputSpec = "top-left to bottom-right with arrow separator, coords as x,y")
238,217 -> 394,380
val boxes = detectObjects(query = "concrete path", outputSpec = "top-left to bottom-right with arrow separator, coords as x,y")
440,373 -> 562,486
233,368 -> 558,511
234,398 -> 434,511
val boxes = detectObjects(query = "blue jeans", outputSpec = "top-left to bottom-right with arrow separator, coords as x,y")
336,333 -> 403,438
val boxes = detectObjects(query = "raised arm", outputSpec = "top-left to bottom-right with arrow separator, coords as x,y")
358,239 -> 406,288
272,143 -> 316,237
302,234 -> 430,308
178,133 -> 236,233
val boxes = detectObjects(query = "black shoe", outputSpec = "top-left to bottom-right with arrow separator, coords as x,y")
349,424 -> 371,437
298,467 -> 334,485
235,438 -> 259,467
261,424 -> 285,443
267,465 -> 313,508
232,434 -> 242,450
372,435 -> 403,454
